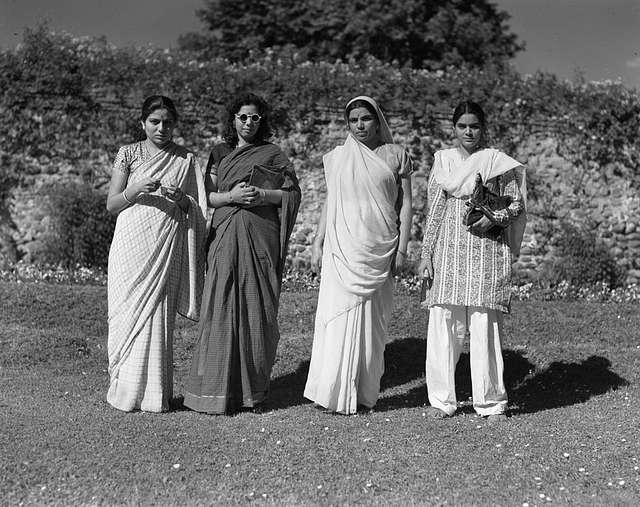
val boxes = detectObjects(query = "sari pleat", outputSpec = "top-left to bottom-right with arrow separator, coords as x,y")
184,142 -> 300,414
304,132 -> 400,415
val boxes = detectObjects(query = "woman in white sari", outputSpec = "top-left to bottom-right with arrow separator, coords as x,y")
304,96 -> 413,415
105,95 -> 207,412
419,100 -> 527,421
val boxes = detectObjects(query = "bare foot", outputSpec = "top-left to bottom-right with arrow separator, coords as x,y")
425,406 -> 452,419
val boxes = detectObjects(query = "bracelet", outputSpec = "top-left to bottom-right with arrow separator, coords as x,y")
397,250 -> 407,256
123,189 -> 133,204
227,192 -> 234,204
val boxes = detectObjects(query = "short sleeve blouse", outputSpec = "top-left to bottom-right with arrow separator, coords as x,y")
205,143 -> 233,177
112,142 -> 151,174
373,143 -> 414,181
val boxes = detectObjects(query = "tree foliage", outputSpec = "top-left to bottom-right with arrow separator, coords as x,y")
179,0 -> 523,68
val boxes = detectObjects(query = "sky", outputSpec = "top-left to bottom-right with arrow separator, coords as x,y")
1,0 -> 639,89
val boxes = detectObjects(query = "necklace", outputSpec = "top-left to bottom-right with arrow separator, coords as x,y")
144,139 -> 159,158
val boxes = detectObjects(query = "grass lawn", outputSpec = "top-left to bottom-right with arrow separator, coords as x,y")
1,281 -> 639,505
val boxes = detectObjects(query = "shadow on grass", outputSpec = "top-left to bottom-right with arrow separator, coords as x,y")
376,348 -> 627,415
452,349 -> 535,404
202,336 -> 628,414
266,336 -> 428,411
266,360 -> 312,410
381,337 -> 426,389
510,355 -> 629,414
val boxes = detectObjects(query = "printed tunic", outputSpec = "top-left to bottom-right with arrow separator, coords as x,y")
421,149 -> 525,313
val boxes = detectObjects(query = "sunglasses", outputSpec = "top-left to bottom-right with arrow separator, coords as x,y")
235,113 -> 262,123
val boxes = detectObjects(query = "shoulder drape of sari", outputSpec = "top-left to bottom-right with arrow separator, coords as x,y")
108,144 -> 207,379
184,141 -> 300,413
210,142 -> 301,278
318,134 -> 399,322
431,148 -> 527,259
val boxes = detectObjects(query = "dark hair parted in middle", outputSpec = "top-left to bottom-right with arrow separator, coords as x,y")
344,99 -> 379,123
222,93 -> 273,148
140,95 -> 179,122
452,100 -> 486,126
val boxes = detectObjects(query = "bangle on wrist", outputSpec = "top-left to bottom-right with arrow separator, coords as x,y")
123,189 -> 133,204
227,191 -> 234,204
397,250 -> 407,256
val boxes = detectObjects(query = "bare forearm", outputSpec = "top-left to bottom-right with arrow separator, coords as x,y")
397,179 -> 413,254
313,200 -> 328,247
398,200 -> 412,253
208,191 -> 234,208
106,188 -> 136,215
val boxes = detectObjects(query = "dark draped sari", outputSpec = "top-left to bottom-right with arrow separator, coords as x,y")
184,142 -> 301,413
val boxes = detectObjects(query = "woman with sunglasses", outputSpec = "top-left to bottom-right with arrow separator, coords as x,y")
303,96 -> 414,415
184,93 -> 301,414
419,100 -> 527,421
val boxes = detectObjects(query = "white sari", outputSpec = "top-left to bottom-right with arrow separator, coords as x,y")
304,101 -> 400,413
107,143 -> 207,412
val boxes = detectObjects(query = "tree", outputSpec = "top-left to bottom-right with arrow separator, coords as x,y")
179,0 -> 523,67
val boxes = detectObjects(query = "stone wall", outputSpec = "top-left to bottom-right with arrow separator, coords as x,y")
4,118 -> 640,284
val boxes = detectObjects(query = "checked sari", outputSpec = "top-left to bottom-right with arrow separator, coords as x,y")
107,142 -> 207,412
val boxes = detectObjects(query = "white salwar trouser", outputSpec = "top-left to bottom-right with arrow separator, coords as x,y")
426,304 -> 507,416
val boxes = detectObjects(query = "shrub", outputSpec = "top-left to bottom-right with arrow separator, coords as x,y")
39,182 -> 115,269
539,220 -> 625,288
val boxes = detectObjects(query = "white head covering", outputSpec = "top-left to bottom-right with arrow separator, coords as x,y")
345,96 -> 393,145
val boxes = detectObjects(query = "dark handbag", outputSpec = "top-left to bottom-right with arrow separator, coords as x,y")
249,164 -> 286,190
463,174 -> 512,235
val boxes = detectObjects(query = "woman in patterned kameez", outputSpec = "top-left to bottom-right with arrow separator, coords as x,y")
184,93 -> 301,414
303,96 -> 413,415
106,95 -> 207,412
419,101 -> 526,421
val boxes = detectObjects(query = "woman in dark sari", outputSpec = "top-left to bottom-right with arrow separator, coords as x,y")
184,93 -> 301,414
